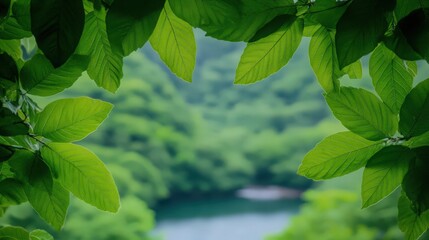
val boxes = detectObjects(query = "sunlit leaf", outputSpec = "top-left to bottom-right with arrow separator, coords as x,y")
298,131 -> 384,180
41,143 -> 119,212
325,87 -> 397,140
362,146 -> 413,208
150,2 -> 196,82
235,17 -> 303,84
0,40 -> 22,60
398,194 -> 429,240
34,97 -> 112,142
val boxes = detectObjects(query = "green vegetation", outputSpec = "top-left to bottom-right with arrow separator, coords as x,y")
0,0 -> 429,239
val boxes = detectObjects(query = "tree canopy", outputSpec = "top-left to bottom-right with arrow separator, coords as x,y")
0,0 -> 429,239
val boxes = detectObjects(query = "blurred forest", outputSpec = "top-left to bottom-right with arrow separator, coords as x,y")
2,32 -> 429,239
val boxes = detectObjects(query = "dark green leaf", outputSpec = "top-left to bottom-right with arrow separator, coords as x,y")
106,0 -> 165,56
384,29 -> 423,61
399,78 -> 429,138
0,145 -> 14,162
307,0 -> 349,29
0,40 -> 22,60
0,107 -> 29,136
298,131 -> 384,180
335,0 -> 391,68
402,147 -> 429,214
0,179 -> 27,206
12,0 -> 30,31
369,44 -> 415,113
30,0 -> 85,67
325,87 -> 397,140
398,194 -> 429,240
399,9 -> 429,62
0,17 -> 32,39
0,52 -> 18,83
362,146 -> 413,208
0,0 -> 11,23
250,14 -> 294,42
20,54 -> 89,96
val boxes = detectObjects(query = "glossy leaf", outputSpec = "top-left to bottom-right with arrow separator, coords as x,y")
150,2 -> 196,82
30,0 -> 85,67
77,11 -> 123,92
325,87 -> 397,140
20,54 -> 89,96
399,79 -> 429,138
34,97 -> 113,142
369,44 -> 415,113
235,17 -> 303,84
309,26 -> 341,92
335,0 -> 390,68
106,0 -> 164,56
298,131 -> 384,180
362,146 -> 413,208
398,194 -> 429,240
41,143 -> 120,212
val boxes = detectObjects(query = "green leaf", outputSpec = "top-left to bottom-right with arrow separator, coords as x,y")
306,0 -> 349,29
30,0 -> 85,67
0,107 -> 28,136
342,60 -> 362,79
235,17 -> 303,84
34,97 -> 113,142
30,230 -> 53,240
325,87 -> 398,140
383,30 -> 423,61
398,194 -> 429,240
406,131 -> 429,149
12,0 -> 30,31
0,226 -> 29,240
395,0 -> 422,20
298,131 -> 384,180
362,146 -> 413,208
77,11 -> 123,92
399,79 -> 429,138
0,17 -> 32,40
41,143 -> 119,212
0,40 -> 22,60
369,44 -> 415,113
250,14 -> 293,42
0,52 -> 18,83
0,145 -> 14,162
402,148 -> 429,215
20,54 -> 89,96
150,2 -> 196,82
0,0 -> 11,23
335,0 -> 390,68
308,26 -> 341,92
399,9 -> 429,62
106,0 -> 164,56
0,179 -> 27,206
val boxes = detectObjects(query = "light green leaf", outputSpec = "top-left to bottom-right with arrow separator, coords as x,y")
309,26 -> 341,92
235,17 -> 303,84
0,226 -> 29,240
369,44 -> 414,113
362,146 -> 413,208
20,54 -> 89,96
30,230 -> 53,240
335,0 -> 389,68
106,0 -> 164,56
399,79 -> 429,138
34,97 -> 113,142
150,2 -> 196,82
41,143 -> 119,212
298,131 -> 384,180
325,87 -> 397,141
342,60 -> 362,79
77,11 -> 123,92
398,194 -> 429,240
0,39 -> 22,60
406,131 -> 429,148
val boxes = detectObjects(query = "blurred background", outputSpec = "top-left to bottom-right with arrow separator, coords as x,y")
2,31 -> 429,240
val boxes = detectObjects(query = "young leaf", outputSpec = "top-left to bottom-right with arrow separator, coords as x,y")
369,44 -> 414,113
34,97 -> 113,142
30,0 -> 85,67
0,226 -> 29,240
106,0 -> 165,56
335,0 -> 390,68
399,79 -> 429,138
150,2 -> 196,82
298,131 -> 384,180
308,26 -> 341,92
76,11 -> 123,92
235,17 -> 303,84
325,87 -> 398,140
402,148 -> 429,215
20,54 -> 89,96
41,143 -> 119,212
399,9 -> 429,62
398,194 -> 429,240
362,146 -> 413,208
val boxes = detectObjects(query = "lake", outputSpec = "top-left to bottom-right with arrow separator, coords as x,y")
153,197 -> 301,240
